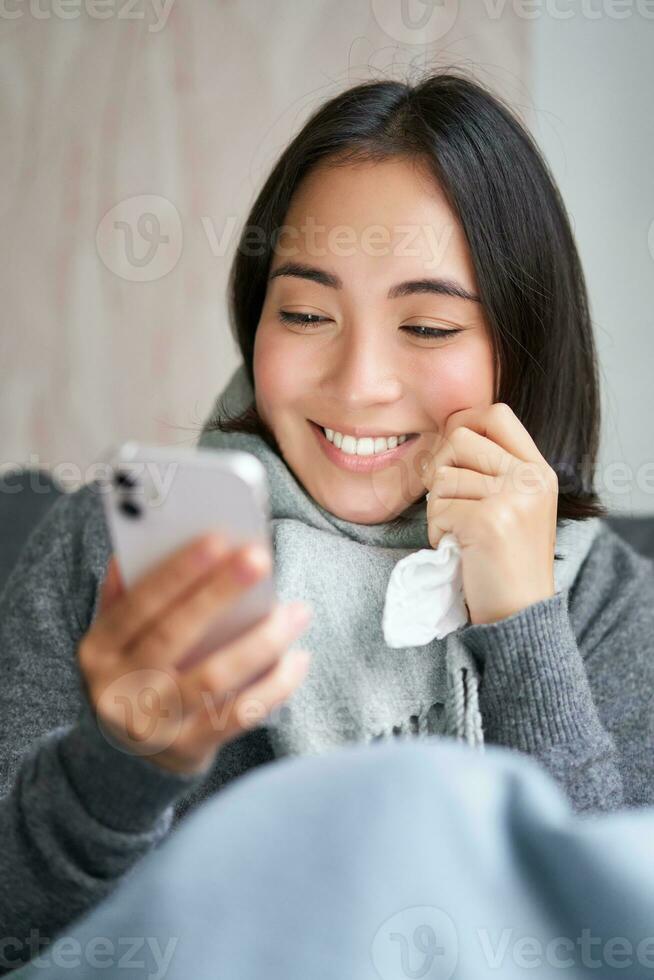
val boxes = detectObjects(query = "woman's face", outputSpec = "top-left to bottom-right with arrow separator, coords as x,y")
253,156 -> 495,524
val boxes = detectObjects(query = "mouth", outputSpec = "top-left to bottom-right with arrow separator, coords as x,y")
308,420 -> 420,473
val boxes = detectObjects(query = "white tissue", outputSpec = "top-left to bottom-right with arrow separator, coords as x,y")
382,494 -> 468,648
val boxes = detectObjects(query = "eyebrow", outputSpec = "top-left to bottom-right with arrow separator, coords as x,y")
267,261 -> 481,303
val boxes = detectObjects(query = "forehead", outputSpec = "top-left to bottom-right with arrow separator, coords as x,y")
286,156 -> 457,228
274,156 -> 473,283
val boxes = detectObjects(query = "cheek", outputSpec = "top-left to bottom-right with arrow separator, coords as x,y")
253,322 -> 307,415
416,343 -> 495,426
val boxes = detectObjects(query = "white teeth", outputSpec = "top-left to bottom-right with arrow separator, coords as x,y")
322,427 -> 412,455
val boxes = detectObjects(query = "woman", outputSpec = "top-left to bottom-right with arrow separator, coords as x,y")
2,70 -> 654,967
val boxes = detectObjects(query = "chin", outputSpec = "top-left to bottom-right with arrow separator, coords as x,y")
313,488 -> 408,525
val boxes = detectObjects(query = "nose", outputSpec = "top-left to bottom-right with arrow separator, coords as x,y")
323,327 -> 403,411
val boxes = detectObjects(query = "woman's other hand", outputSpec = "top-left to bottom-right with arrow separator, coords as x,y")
420,403 -> 559,625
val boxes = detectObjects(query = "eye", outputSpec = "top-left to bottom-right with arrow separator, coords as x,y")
278,311 -> 331,328
278,311 -> 462,340
402,325 -> 462,339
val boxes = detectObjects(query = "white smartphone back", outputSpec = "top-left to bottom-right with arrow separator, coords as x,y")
98,441 -> 275,672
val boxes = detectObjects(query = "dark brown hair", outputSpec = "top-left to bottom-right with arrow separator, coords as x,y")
207,69 -> 605,524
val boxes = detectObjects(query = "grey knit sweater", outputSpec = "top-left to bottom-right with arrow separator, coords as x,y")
1,482 -> 654,970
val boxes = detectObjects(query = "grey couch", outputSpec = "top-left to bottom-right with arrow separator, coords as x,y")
1,469 -> 653,597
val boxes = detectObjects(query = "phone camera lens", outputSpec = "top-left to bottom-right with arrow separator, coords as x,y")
119,499 -> 143,520
114,470 -> 137,490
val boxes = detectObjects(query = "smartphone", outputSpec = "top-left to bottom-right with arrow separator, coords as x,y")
98,441 -> 276,672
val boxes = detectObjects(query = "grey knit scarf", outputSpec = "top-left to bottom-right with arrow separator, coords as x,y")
198,363 -> 601,761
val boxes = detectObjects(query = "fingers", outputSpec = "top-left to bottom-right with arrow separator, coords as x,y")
443,404 -> 543,464
424,426 -> 511,485
421,405 -> 550,499
94,607 -> 312,772
431,466 -> 500,500
98,556 -> 124,614
127,543 -> 274,669
91,533 -> 234,652
425,497 -> 478,548
178,600 -> 312,707
187,646 -> 312,748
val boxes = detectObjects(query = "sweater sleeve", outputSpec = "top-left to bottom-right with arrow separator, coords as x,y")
458,522 -> 654,816
0,485 -> 202,969
459,588 -> 624,814
0,706 -> 202,973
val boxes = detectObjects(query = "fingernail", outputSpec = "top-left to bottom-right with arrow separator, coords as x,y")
288,649 -> 311,670
233,545 -> 271,583
195,534 -> 225,566
288,601 -> 313,627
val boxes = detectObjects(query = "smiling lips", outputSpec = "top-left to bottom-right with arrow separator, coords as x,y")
309,420 -> 420,473
322,426 -> 410,455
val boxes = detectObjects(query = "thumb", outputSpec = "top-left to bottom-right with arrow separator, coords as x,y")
99,556 -> 125,614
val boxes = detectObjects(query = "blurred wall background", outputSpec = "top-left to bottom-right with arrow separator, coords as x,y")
531,10 -> 654,513
1,0 -> 652,512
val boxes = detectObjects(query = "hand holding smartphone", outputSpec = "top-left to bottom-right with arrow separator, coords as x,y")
72,442 -> 313,775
